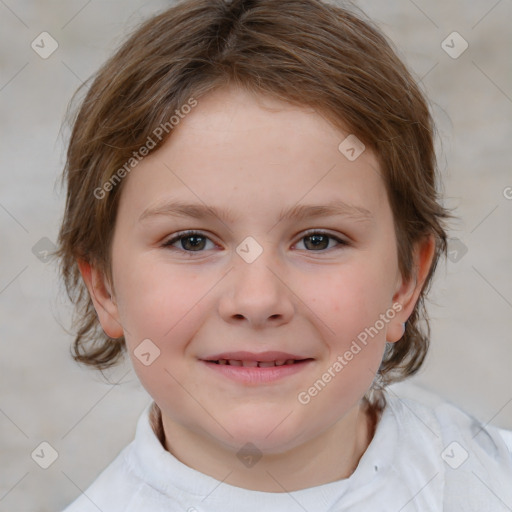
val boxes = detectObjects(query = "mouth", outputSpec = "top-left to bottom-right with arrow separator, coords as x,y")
199,351 -> 315,385
205,358 -> 312,367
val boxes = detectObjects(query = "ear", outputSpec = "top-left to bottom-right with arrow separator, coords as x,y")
77,259 -> 124,339
387,234 -> 436,343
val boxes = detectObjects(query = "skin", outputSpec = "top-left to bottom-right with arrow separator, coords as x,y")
80,85 -> 435,492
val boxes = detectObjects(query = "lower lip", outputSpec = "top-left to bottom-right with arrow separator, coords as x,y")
200,360 -> 313,385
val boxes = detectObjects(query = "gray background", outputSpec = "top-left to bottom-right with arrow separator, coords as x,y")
0,0 -> 511,510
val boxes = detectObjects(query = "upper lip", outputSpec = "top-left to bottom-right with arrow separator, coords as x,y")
201,351 -> 311,362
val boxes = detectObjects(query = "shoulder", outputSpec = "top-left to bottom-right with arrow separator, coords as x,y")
383,384 -> 512,511
61,401 -> 187,512
60,403 -> 162,512
386,384 -> 512,461
61,442 -> 143,512
498,428 -> 512,454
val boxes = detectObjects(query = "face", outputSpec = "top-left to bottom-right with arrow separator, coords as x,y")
89,86 -> 424,455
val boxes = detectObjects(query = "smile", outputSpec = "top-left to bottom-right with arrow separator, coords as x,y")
207,358 -> 307,367
201,358 -> 314,385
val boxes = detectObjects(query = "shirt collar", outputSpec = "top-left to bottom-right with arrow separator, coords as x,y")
127,396 -> 401,511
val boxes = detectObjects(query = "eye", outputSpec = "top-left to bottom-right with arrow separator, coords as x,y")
162,229 -> 349,255
162,230 -> 216,253
295,230 -> 348,252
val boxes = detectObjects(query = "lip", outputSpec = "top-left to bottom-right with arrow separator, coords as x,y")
200,356 -> 314,385
201,350 -> 308,362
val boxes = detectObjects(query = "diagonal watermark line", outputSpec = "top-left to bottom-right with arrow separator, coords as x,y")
398,472 -> 439,511
163,368 -> 233,437
0,62 -> 29,92
265,266 -> 336,335
264,410 -> 294,439
61,471 -> 105,511
472,397 -> 512,439
472,471 -> 512,511
419,62 -> 439,84
470,204 -> 499,233
472,61 -> 512,105
407,0 -> 439,28
61,0 -> 92,29
265,471 -> 310,512
61,60 -> 86,85
471,266 -> 512,309
0,0 -> 29,28
0,407 -> 29,438
61,369 -> 131,439
87,273 -> 131,337
0,202 -> 29,233
162,267 -> 233,338
200,470 -> 233,502
267,163 -> 337,234
384,383 -> 440,438
0,265 -> 28,296
472,0 -> 503,29
0,472 -> 29,501
161,161 -> 233,235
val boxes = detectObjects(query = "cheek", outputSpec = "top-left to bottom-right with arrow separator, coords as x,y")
302,262 -> 392,389
115,261 -> 207,409
297,268 -> 388,414
112,256 -> 216,394
114,254 -> 207,341
312,262 -> 393,336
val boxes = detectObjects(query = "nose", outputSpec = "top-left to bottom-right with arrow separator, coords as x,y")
218,250 -> 295,329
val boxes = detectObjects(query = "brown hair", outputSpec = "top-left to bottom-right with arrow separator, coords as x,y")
56,0 -> 450,401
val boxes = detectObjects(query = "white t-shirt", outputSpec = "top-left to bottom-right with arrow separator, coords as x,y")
62,390 -> 512,512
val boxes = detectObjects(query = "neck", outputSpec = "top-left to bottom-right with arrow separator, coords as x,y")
154,400 -> 379,492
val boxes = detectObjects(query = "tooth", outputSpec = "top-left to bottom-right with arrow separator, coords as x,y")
258,361 -> 276,367
228,359 -> 243,366
242,360 -> 258,367
285,359 -> 295,365
275,360 -> 286,366
218,359 -> 228,365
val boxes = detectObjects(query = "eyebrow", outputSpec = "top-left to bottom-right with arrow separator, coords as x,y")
138,199 -> 373,224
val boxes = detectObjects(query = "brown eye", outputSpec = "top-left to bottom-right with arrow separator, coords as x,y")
296,231 -> 348,251
163,231 -> 214,252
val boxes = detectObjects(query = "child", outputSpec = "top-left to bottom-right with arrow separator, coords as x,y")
56,0 -> 512,510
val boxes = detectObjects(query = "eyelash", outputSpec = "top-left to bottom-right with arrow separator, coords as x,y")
162,229 -> 349,255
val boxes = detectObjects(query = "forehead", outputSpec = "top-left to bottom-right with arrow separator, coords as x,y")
169,86 -> 356,156
116,86 -> 388,226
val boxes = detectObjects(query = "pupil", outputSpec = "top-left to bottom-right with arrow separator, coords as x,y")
183,236 -> 205,251
306,234 -> 328,250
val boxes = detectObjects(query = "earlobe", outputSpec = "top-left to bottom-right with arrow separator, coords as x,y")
387,235 -> 436,343
386,313 -> 407,344
77,259 -> 124,339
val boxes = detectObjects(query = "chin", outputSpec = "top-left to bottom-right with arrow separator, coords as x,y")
213,415 -> 305,454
